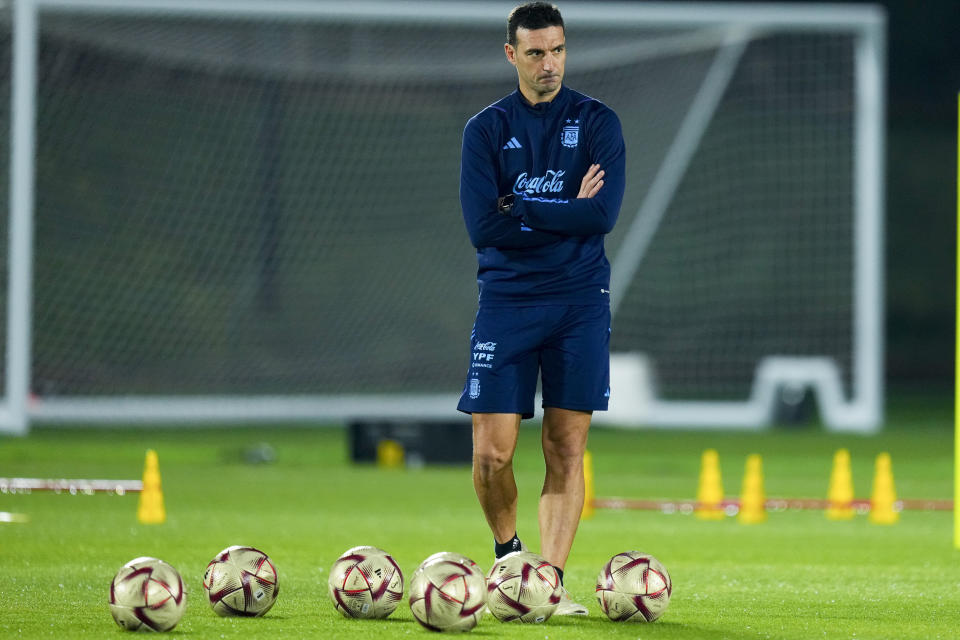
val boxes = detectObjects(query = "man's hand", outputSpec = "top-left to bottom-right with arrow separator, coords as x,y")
577,163 -> 605,199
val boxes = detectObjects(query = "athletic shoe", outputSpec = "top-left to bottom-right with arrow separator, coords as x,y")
555,588 -> 589,616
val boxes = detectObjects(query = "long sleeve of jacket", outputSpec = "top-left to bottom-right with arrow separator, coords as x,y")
460,118 -> 561,250
512,109 -> 625,237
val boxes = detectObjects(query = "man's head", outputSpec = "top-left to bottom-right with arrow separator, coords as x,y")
505,2 -> 566,103
507,2 -> 564,47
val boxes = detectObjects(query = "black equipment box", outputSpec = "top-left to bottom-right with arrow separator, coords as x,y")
349,420 -> 473,466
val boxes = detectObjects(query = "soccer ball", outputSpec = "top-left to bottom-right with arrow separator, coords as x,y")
328,546 -> 404,619
411,551 -> 482,583
486,551 -> 561,623
409,552 -> 486,632
202,545 -> 279,617
108,556 -> 186,632
595,550 -> 672,622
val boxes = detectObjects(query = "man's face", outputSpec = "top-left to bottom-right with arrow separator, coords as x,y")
505,25 -> 566,102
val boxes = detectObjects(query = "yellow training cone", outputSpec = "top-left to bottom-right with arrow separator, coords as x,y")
869,452 -> 899,525
738,454 -> 767,524
137,449 -> 166,524
376,439 -> 405,468
581,450 -> 595,520
826,449 -> 855,520
696,449 -> 725,520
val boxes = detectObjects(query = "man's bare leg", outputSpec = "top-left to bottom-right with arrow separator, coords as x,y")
472,413 -> 522,545
539,407 -> 592,615
539,407 -> 591,569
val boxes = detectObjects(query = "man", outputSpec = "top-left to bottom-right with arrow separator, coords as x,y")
457,1 -> 625,616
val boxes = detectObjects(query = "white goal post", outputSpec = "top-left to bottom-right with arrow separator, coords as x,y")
0,0 -> 885,434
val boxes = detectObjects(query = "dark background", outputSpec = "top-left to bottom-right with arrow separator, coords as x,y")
871,0 -> 957,391
704,0 -> 958,392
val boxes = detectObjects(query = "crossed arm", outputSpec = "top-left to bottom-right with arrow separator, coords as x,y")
509,113 -> 625,237
460,110 -> 625,248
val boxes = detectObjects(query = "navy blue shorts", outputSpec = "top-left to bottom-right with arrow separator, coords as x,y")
457,304 -> 611,419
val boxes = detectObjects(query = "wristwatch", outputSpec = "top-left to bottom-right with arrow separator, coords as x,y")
497,194 -> 516,216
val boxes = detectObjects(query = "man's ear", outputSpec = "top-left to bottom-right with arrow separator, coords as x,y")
504,43 -> 517,67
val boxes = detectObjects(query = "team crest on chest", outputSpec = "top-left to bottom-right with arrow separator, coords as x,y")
561,118 -> 579,148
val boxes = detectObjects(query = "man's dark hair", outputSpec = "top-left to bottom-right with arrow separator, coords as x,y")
507,2 -> 564,46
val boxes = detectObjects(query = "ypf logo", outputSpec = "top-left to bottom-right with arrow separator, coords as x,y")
472,341 -> 496,369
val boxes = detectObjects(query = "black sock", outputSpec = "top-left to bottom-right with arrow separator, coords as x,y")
494,533 -> 523,559
554,566 -> 565,586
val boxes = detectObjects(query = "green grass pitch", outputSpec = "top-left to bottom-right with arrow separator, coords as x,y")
1,396 -> 956,639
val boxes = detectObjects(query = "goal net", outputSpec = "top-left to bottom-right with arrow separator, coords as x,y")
0,1 -> 884,433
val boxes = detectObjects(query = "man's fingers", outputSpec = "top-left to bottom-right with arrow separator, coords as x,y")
585,172 -> 604,192
578,164 -> 605,198
584,167 -> 604,185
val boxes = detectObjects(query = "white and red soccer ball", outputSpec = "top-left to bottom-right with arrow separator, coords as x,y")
412,550 -> 482,583
595,550 -> 672,622
327,545 -> 404,619
486,550 -> 562,624
409,552 -> 486,632
108,556 -> 186,632
202,545 -> 279,617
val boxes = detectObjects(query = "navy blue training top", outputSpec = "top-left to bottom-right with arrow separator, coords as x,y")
459,85 -> 626,307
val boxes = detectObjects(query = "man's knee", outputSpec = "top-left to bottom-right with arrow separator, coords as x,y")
542,441 -> 586,477
472,413 -> 519,478
543,438 -> 585,462
473,446 -> 514,478
542,410 -> 591,472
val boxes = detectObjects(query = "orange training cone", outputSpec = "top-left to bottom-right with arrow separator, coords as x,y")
826,449 -> 855,520
869,452 -> 899,525
738,454 -> 767,524
696,449 -> 725,520
137,449 -> 166,524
